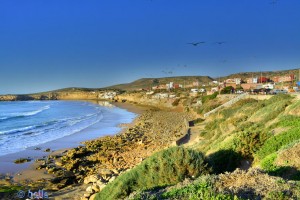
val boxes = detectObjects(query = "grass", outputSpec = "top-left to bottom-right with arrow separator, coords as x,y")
161,178 -> 239,200
96,147 -> 209,200
255,126 -> 300,160
201,92 -> 218,104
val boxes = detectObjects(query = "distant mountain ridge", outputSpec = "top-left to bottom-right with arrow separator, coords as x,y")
1,68 -> 299,97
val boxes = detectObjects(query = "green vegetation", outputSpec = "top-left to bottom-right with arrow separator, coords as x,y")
161,177 -> 239,200
201,92 -> 218,103
256,127 -> 300,160
96,147 -> 209,200
220,86 -> 234,94
0,185 -> 23,193
207,150 -> 242,174
98,94 -> 300,199
233,122 -> 271,158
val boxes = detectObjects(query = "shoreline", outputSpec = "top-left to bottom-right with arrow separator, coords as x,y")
0,100 -> 191,200
0,100 -> 147,176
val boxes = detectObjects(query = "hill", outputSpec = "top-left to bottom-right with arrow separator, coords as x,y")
94,93 -> 300,199
105,76 -> 214,91
219,68 -> 300,81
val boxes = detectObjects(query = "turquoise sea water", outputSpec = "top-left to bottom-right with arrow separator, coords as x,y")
0,101 -> 135,156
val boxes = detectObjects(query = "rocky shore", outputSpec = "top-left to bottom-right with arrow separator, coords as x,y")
1,107 -> 191,199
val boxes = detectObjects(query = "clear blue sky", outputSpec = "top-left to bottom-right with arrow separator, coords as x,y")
1,0 -> 300,94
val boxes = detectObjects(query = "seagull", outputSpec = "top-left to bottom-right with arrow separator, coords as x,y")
215,41 -> 226,45
162,70 -> 173,75
187,42 -> 205,46
269,0 -> 278,5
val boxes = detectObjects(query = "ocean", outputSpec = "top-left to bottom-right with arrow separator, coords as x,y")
0,100 -> 136,157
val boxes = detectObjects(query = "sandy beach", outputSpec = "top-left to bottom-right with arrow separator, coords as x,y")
0,101 -> 146,175
0,100 -> 191,200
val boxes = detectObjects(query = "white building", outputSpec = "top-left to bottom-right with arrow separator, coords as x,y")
191,88 -> 198,93
234,78 -> 241,85
263,83 -> 274,89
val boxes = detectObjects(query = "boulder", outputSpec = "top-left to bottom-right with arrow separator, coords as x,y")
84,174 -> 100,184
84,193 -> 91,198
109,176 -> 116,183
89,194 -> 97,200
91,184 -> 100,192
95,180 -> 106,191
86,186 -> 94,193
98,168 -> 113,176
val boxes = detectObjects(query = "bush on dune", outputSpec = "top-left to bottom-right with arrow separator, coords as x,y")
96,147 -> 209,200
207,149 -> 243,174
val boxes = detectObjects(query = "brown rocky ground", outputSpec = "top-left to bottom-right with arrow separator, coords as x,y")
127,168 -> 300,200
276,142 -> 300,169
215,168 -> 300,199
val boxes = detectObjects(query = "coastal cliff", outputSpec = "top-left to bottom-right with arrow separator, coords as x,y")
0,89 -> 118,101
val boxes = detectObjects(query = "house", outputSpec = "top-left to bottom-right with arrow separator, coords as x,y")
211,87 -> 219,92
173,84 -> 182,89
102,92 -> 117,99
246,77 -> 258,84
271,74 -> 295,83
146,91 -> 154,95
258,77 -> 268,83
241,83 -> 259,90
193,81 -> 199,87
225,83 -> 237,89
225,79 -> 235,84
263,83 -> 274,89
209,80 -> 219,85
199,88 -> 206,93
234,78 -> 241,85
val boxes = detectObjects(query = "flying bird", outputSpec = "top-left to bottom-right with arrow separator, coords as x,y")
269,0 -> 278,5
187,42 -> 205,46
215,41 -> 226,45
162,70 -> 173,75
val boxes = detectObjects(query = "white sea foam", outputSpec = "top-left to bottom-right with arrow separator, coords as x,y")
0,101 -> 135,157
0,105 -> 50,120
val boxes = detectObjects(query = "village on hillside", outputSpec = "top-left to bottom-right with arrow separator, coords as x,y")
140,73 -> 300,97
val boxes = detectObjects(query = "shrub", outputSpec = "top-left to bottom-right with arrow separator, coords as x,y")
172,98 -> 180,106
207,150 -> 243,174
96,147 -> 209,200
161,177 -> 239,200
233,123 -> 271,158
220,86 -> 234,94
256,127 -> 300,160
201,92 -> 218,103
